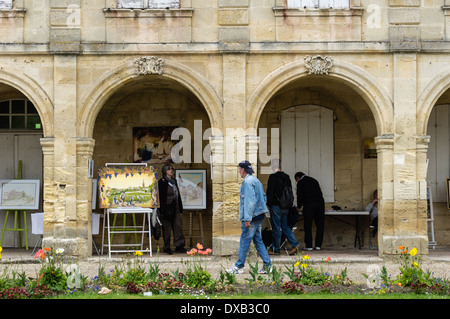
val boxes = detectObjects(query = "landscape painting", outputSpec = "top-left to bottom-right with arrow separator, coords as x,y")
97,165 -> 159,209
0,179 -> 40,210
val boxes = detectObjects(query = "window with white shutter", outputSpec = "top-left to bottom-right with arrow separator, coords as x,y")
0,0 -> 12,10
287,0 -> 349,9
117,0 -> 180,9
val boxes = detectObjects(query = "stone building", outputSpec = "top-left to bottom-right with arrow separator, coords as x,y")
0,0 -> 449,257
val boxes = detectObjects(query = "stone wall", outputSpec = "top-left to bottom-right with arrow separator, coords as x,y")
0,0 -> 449,257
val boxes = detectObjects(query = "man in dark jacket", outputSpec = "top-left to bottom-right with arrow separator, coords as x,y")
266,159 -> 299,255
294,172 -> 325,251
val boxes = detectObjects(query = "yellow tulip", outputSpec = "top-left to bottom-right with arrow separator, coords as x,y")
410,248 -> 417,257
301,263 -> 307,269
294,261 -> 300,267
413,262 -> 419,268
134,251 -> 143,256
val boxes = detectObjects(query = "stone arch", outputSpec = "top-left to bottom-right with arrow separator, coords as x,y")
247,58 -> 393,135
417,68 -> 450,135
0,66 -> 53,136
78,58 -> 223,138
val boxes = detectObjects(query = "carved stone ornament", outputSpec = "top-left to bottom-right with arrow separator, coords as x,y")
304,55 -> 333,75
134,56 -> 164,75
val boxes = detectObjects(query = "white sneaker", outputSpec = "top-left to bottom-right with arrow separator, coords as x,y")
226,265 -> 243,274
315,247 -> 321,251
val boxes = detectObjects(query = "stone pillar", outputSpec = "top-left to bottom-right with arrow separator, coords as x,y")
375,134 -> 394,255
378,52 -> 428,255
212,0 -> 249,252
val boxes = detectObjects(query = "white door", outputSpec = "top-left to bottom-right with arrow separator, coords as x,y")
0,133 -> 43,247
281,105 -> 334,202
427,105 -> 450,202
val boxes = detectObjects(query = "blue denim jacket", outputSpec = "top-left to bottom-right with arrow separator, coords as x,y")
239,174 -> 268,222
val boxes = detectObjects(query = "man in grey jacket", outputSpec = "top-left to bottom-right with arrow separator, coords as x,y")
227,160 -> 272,275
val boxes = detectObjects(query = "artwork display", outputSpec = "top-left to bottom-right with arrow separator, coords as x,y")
133,126 -> 177,164
175,169 -> 207,210
97,166 -> 159,209
364,138 -> 377,158
0,179 -> 40,210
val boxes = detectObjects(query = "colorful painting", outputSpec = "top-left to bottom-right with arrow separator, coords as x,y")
364,138 -> 377,158
175,169 -> 207,210
0,179 -> 40,210
133,126 -> 177,164
97,166 -> 159,209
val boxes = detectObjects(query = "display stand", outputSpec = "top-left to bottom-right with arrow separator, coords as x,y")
186,210 -> 204,247
0,161 -> 30,250
102,207 -> 154,258
427,186 -> 437,249
0,210 -> 28,250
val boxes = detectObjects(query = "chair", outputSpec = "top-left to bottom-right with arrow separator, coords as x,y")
31,212 -> 44,255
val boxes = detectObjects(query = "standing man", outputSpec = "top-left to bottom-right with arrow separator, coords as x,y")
266,159 -> 300,255
294,172 -> 325,252
227,160 -> 272,274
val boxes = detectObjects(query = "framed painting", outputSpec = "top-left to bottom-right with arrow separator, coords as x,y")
175,169 -> 207,210
133,126 -> 177,164
97,165 -> 159,209
0,179 -> 40,210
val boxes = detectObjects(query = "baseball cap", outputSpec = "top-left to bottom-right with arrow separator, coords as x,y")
238,160 -> 255,174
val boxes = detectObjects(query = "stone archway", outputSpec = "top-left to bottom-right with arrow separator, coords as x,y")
77,57 -> 224,254
0,67 -> 53,137
78,57 -> 223,138
247,57 -> 393,134
246,56 -> 396,254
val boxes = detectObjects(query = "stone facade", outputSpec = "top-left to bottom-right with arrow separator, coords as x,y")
1,0 -> 450,257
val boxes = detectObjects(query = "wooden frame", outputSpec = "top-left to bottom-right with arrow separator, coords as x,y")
175,169 -> 207,210
0,179 -> 40,210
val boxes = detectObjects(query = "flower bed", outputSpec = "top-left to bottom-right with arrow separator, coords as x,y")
0,244 -> 449,298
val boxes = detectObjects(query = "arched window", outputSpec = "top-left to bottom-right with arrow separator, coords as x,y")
0,99 -> 42,131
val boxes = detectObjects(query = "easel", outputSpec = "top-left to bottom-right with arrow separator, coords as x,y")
186,210 -> 204,247
100,163 -> 154,257
427,185 -> 437,249
0,161 -> 29,250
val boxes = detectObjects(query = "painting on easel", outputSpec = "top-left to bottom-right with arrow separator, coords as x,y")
0,179 -> 40,210
97,165 -> 159,209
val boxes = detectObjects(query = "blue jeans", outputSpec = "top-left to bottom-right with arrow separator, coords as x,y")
235,218 -> 271,269
269,205 -> 299,253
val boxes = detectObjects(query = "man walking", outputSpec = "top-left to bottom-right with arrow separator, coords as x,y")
227,160 -> 272,274
294,172 -> 325,252
266,159 -> 300,255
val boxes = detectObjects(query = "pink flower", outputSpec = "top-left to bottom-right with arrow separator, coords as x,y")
34,249 -> 46,260
196,243 -> 203,250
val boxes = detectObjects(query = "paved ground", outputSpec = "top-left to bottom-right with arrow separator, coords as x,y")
1,246 -> 449,284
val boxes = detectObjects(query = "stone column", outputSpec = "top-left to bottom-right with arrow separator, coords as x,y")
375,134 -> 394,255
379,52 -> 428,255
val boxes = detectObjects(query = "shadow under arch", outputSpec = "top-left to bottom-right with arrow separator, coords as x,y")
247,58 -> 393,135
417,68 -> 450,136
0,67 -> 53,136
78,58 -> 223,138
